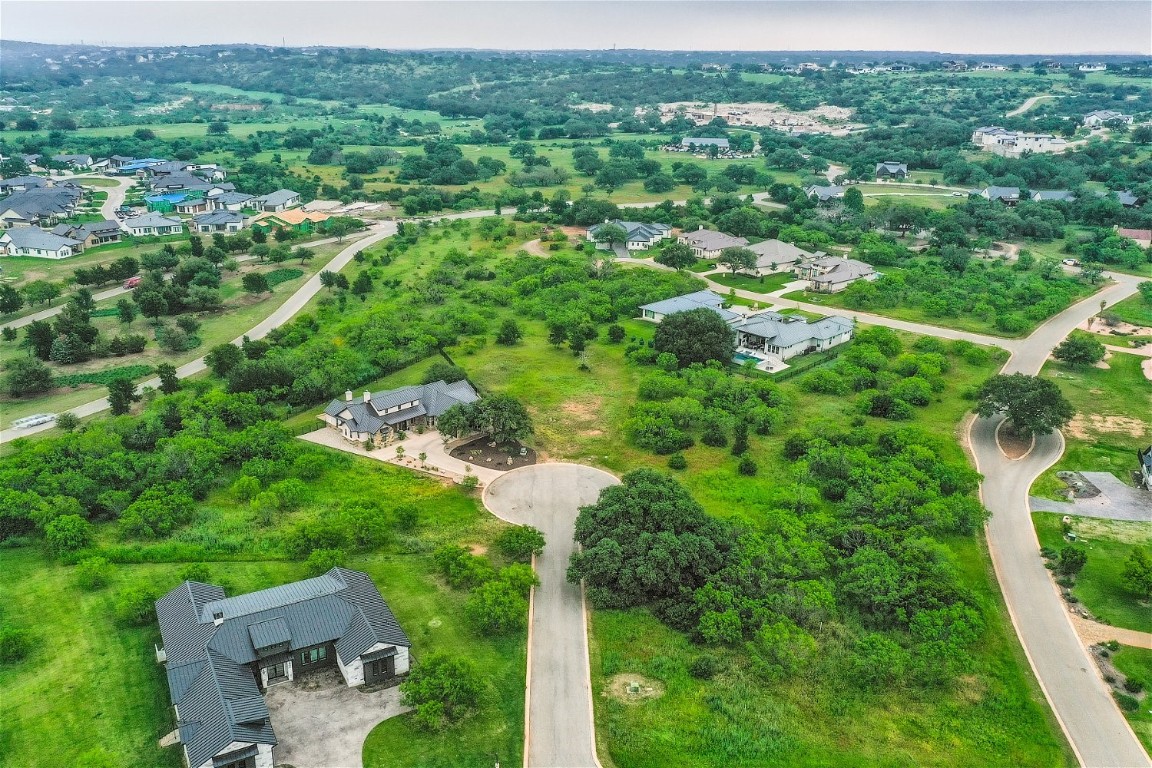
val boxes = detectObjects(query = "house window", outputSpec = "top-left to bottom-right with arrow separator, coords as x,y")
218,757 -> 254,768
266,662 -> 287,681
301,647 -> 327,665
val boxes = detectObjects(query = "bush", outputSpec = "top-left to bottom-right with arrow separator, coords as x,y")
667,453 -> 687,470
75,556 -> 115,590
1123,677 -> 1145,694
701,427 -> 728,448
459,474 -> 479,490
422,361 -> 468,385
1114,692 -> 1140,712
434,545 -> 494,589
495,525 -> 546,561
305,548 -> 346,575
0,627 -> 32,663
114,585 -> 161,626
44,514 -> 93,557
465,579 -> 529,635
689,655 -> 722,679
400,653 -> 483,731
737,456 -> 758,476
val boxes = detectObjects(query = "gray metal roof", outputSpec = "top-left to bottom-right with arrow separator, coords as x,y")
383,402 -> 427,425
156,568 -> 409,768
588,220 -> 670,243
210,191 -> 254,205
0,175 -> 47,189
0,227 -> 80,251
807,257 -> 876,284
805,185 -> 846,201
253,189 -> 300,206
325,380 -> 480,436
736,312 -> 853,346
124,211 -> 183,229
1032,190 -> 1076,202
982,186 -> 1020,200
680,229 -> 748,251
0,187 -> 81,218
639,289 -> 742,322
194,211 -> 245,225
875,161 -> 907,174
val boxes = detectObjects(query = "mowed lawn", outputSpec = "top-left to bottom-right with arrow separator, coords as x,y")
1033,513 -> 1152,633
1112,647 -> 1152,755
1031,352 -> 1152,500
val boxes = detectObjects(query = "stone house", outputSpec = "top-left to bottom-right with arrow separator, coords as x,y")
678,227 -> 749,259
320,379 -> 480,445
796,256 -> 878,293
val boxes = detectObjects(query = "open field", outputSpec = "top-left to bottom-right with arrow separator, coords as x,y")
709,271 -> 796,293
1111,647 -> 1152,755
1033,514 -> 1152,633
1108,294 -> 1152,327
1031,353 -> 1152,501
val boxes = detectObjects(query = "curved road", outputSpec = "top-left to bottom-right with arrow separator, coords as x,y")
483,464 -> 619,768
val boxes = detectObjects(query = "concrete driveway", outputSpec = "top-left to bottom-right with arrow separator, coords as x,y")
1030,471 -> 1152,522
483,463 -> 619,768
264,669 -> 409,768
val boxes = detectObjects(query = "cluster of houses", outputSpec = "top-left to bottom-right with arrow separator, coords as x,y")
660,137 -> 754,158
971,126 -> 1069,156
976,187 -> 1142,207
638,289 -> 854,371
155,567 -> 412,768
0,155 -> 330,259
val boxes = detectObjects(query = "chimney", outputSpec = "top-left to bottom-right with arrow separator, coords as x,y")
345,390 -> 353,403
212,611 -> 224,627
363,391 -> 371,403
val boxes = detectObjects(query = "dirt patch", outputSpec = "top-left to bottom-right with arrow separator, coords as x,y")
449,436 -> 537,471
1093,351 -> 1112,370
561,398 -> 602,421
996,423 -> 1035,459
954,674 -> 987,704
1081,318 -> 1152,336
604,673 -> 665,704
468,544 -> 487,556
652,101 -> 861,134
1067,414 -> 1148,440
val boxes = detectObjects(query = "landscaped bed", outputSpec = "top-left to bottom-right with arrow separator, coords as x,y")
449,436 -> 536,471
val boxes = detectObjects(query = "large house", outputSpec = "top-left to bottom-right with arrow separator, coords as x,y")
123,211 -> 184,237
679,137 -> 730,152
1117,227 -> 1152,249
638,289 -> 742,324
50,154 -> 94,170
50,219 -> 123,251
979,186 -> 1021,205
193,211 -> 246,233
321,379 -> 480,445
796,256 -> 878,293
248,189 -> 301,213
155,568 -> 411,768
970,126 -> 1068,156
874,161 -> 908,181
804,185 -> 846,203
678,227 -> 749,259
0,226 -> 81,259
1032,190 -> 1076,203
249,209 -> 330,235
0,186 -> 82,227
746,239 -> 824,275
0,175 -> 49,194
587,220 -> 672,251
210,191 -> 256,211
1083,110 -> 1134,127
734,311 -> 854,361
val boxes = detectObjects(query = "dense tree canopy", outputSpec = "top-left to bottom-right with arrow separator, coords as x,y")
974,373 -> 1076,437
653,308 -> 736,368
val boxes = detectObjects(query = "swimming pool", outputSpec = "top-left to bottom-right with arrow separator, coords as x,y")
733,352 -> 762,364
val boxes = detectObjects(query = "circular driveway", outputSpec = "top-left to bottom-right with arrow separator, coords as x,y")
482,463 -> 618,768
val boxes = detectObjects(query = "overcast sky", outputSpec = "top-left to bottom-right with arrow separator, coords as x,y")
3,1 -> 1150,55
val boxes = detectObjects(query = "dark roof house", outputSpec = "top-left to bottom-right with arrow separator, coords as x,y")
587,219 -> 671,250
874,161 -> 908,178
638,289 -> 742,323
156,568 -> 411,768
322,379 -> 480,443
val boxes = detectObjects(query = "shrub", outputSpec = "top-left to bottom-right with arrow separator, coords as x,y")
667,453 -> 687,470
1114,692 -> 1140,712
495,525 -> 546,561
1123,677 -> 1145,694
114,585 -> 161,626
400,653 -> 483,731
54,412 -> 81,432
607,324 -> 626,343
305,548 -> 346,575
45,514 -> 93,556
434,545 -> 494,589
75,556 -> 115,590
701,426 -> 728,448
460,474 -> 479,490
737,456 -> 758,476
689,655 -> 722,679
465,579 -> 529,635
0,627 -> 32,663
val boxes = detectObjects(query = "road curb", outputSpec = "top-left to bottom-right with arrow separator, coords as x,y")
522,553 -> 536,768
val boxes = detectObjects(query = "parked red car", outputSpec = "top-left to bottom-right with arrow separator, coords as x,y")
123,276 -> 142,289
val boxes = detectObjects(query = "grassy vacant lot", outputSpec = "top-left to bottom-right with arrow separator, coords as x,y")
1031,353 -> 1152,501
0,453 -> 524,768
1109,294 -> 1152,327
1033,514 -> 1152,633
709,271 -> 795,292
1112,647 -> 1152,755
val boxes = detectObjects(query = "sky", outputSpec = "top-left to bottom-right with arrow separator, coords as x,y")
2,1 -> 1150,55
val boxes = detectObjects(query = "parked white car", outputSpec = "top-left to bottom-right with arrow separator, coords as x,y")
11,413 -> 57,429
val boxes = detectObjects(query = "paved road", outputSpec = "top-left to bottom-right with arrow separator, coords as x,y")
968,271 -> 1149,768
483,464 -> 619,768
72,174 -> 135,222
1007,94 -> 1058,117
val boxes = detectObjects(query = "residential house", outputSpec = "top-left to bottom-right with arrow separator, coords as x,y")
1032,190 -> 1076,203
746,239 -> 823,275
1139,447 -> 1152,491
209,191 -> 255,211
115,158 -> 168,176
805,185 -> 846,203
248,209 -> 330,235
123,212 -> 184,237
971,126 -> 1068,156
248,189 -> 301,213
586,220 -> 672,250
1115,191 -> 1141,208
0,227 -> 81,259
638,289 -> 742,324
678,227 -> 749,259
320,379 -> 480,445
173,196 -> 213,215
734,311 -> 854,361
796,256 -> 878,293
979,186 -> 1021,205
50,154 -> 93,170
193,211 -> 246,234
107,155 -> 137,171
1083,110 -> 1134,127
679,137 -> 730,152
874,161 -> 908,181
155,568 -> 411,768
1078,63 -> 1107,72
50,219 -> 123,250
1116,227 -> 1152,249
0,186 -> 82,227
147,160 -> 194,177
0,175 -> 48,194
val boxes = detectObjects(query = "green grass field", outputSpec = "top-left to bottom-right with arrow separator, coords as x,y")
708,272 -> 795,293
1108,294 -> 1152,327
1033,514 -> 1152,633
1111,647 -> 1152,755
1031,353 -> 1152,501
